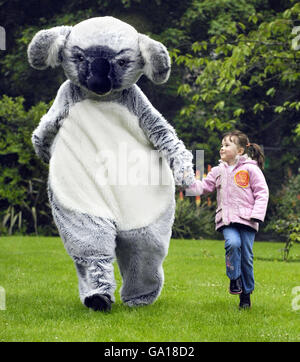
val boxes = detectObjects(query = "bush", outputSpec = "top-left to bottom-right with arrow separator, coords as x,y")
172,193 -> 220,240
266,172 -> 300,260
0,95 -> 57,236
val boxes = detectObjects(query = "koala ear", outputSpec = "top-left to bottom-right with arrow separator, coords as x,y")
27,26 -> 72,70
138,34 -> 171,84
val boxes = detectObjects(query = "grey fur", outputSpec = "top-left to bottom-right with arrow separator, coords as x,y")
32,80 -> 85,162
29,17 -> 195,310
49,186 -> 175,306
121,85 -> 194,187
28,26 -> 72,69
138,34 -> 171,84
116,198 -> 175,306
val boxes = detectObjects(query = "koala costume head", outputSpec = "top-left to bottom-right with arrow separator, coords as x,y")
28,17 -> 170,96
28,17 -> 194,312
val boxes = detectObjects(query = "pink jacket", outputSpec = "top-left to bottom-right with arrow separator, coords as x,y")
186,155 -> 269,232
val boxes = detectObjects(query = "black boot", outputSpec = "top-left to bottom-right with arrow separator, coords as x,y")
229,276 -> 242,294
239,292 -> 251,309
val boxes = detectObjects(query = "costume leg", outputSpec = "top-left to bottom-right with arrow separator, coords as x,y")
116,201 -> 175,307
48,188 -> 117,311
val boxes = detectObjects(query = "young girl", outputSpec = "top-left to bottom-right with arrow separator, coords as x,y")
186,130 -> 269,308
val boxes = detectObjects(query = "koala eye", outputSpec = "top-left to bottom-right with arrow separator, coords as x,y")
117,59 -> 127,67
75,53 -> 85,62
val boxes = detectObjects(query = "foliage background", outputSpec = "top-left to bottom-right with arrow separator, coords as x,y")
0,0 -> 299,240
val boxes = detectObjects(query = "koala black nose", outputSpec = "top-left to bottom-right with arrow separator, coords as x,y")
87,58 -> 112,94
91,58 -> 110,77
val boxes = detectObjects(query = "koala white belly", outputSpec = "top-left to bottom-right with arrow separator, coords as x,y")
49,99 -> 175,231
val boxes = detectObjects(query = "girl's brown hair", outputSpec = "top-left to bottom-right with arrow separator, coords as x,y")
222,130 -> 265,170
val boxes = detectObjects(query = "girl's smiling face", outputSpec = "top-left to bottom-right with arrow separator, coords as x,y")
220,136 -> 244,165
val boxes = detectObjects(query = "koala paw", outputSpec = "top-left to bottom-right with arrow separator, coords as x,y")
84,294 -> 112,312
171,156 -> 195,188
182,167 -> 196,188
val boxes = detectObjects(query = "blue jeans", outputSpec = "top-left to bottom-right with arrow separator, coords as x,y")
222,224 -> 256,294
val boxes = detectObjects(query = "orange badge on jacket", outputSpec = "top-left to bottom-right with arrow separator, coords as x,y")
234,170 -> 249,188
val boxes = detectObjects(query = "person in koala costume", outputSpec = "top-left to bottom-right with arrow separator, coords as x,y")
27,16 -> 195,312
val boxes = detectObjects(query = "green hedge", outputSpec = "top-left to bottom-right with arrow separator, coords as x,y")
172,194 -> 220,240
0,95 -> 57,235
266,172 -> 300,260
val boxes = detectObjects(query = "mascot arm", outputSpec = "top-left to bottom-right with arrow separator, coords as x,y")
32,80 -> 79,163
127,85 -> 195,187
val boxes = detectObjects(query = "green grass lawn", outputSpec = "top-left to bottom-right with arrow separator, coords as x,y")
0,236 -> 299,342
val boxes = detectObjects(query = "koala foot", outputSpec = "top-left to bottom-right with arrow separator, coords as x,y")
84,294 -> 112,312
123,289 -> 159,307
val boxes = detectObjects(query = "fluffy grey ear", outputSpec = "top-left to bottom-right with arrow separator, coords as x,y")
27,26 -> 72,70
138,34 -> 171,84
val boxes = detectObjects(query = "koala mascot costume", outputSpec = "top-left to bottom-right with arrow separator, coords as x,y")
28,17 -> 195,312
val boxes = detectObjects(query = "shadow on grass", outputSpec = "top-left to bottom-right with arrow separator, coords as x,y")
5,291 -> 161,323
254,256 -> 300,263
